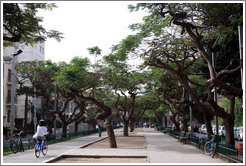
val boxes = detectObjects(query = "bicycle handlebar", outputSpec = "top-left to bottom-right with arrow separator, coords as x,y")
15,131 -> 24,137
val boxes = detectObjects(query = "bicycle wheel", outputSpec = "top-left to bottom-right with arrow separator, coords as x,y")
35,143 -> 41,158
211,142 -> 217,158
10,140 -> 18,154
204,141 -> 213,155
42,140 -> 48,155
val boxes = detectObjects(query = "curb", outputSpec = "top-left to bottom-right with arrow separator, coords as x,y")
43,136 -> 108,163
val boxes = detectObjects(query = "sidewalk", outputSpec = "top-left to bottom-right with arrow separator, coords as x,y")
142,128 -> 225,163
2,127 -> 227,164
2,129 -> 114,164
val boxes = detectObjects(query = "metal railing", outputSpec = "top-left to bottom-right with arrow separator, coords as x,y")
3,126 -> 122,155
166,129 -> 238,157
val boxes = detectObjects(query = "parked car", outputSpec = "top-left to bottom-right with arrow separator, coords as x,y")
203,127 -> 207,134
218,126 -> 226,137
199,124 -> 206,134
235,126 -> 243,141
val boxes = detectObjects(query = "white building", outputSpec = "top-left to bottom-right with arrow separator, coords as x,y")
3,42 -> 45,129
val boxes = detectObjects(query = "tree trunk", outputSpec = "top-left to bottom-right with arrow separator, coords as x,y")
62,123 -> 67,138
223,115 -> 235,148
170,114 -> 180,131
164,116 -> 167,128
75,118 -> 83,133
23,94 -> 28,132
80,95 -> 117,148
123,121 -> 129,136
106,123 -> 117,148
174,121 -> 180,131
75,122 -> 78,133
182,115 -> 188,132
204,113 -> 213,139
156,113 -> 163,127
130,121 -> 134,132
223,96 -> 235,148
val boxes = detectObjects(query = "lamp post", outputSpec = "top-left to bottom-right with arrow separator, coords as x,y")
33,60 -> 39,132
238,25 -> 243,89
6,49 -> 23,140
212,52 -> 219,135
188,76 -> 192,132
33,87 -> 37,133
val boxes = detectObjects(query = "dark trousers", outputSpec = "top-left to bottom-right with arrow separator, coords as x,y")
98,128 -> 101,137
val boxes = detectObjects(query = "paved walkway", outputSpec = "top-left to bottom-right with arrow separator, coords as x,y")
2,127 -> 226,164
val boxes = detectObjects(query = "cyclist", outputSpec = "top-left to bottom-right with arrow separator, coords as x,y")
33,119 -> 48,141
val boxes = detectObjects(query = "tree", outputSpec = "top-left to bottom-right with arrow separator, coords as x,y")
87,46 -> 102,63
130,91 -> 161,131
157,73 -> 190,132
103,45 -> 152,136
54,92 -> 87,138
222,97 -> 243,127
16,60 -> 59,133
3,3 -> 63,45
113,71 -> 147,136
127,3 -> 242,147
55,57 -> 118,148
15,86 -> 33,132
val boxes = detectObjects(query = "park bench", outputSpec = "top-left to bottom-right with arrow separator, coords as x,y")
178,132 -> 190,144
163,128 -> 169,134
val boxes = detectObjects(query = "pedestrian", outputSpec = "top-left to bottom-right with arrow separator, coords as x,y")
6,129 -> 10,140
96,124 -> 101,137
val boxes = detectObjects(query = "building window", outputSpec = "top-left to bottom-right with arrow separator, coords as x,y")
40,46 -> 44,54
8,69 -> 11,82
7,90 -> 17,104
7,90 -> 11,103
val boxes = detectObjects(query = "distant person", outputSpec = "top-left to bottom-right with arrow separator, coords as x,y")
6,128 -> 10,140
143,122 -> 147,128
154,123 -> 157,130
96,124 -> 101,137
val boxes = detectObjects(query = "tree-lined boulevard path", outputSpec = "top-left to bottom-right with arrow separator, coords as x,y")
2,127 -> 226,164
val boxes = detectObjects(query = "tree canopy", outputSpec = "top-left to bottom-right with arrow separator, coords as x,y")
13,2 -> 243,148
3,3 -> 63,46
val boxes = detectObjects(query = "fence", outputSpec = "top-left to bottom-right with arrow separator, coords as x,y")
165,128 -> 238,157
3,126 -> 122,155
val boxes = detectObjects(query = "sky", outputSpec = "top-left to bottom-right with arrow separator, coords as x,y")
37,1 -> 147,64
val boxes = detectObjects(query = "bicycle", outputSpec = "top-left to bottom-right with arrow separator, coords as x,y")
34,133 -> 48,158
10,131 -> 25,154
204,135 -> 221,158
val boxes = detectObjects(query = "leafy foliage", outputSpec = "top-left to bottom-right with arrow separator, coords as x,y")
222,97 -> 243,126
3,3 -> 63,44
